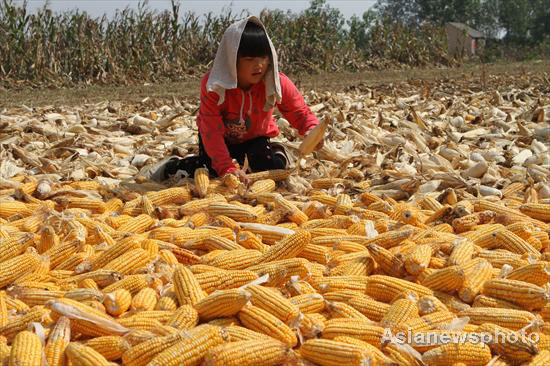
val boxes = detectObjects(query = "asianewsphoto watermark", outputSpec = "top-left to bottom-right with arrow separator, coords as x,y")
383,329 -> 541,347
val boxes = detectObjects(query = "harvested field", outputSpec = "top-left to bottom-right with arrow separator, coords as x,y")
0,66 -> 549,366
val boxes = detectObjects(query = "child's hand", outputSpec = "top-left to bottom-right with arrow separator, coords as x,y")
232,169 -> 250,185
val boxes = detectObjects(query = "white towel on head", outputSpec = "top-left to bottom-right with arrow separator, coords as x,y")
206,16 -> 282,111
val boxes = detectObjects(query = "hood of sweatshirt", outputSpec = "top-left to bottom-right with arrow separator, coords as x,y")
206,16 -> 282,112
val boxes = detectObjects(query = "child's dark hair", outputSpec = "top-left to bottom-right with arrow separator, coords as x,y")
238,21 -> 271,58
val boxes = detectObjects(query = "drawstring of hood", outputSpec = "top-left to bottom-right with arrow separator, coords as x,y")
238,89 -> 254,124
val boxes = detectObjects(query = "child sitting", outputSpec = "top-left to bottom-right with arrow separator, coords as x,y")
149,16 -> 323,183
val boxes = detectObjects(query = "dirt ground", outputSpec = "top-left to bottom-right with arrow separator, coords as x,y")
1,60 -> 549,108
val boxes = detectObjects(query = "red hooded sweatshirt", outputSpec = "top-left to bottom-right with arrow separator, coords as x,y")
197,71 -> 319,176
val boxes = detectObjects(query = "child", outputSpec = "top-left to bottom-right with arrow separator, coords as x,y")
148,16 -> 323,183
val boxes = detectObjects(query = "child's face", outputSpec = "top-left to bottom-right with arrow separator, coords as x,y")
237,55 -> 269,89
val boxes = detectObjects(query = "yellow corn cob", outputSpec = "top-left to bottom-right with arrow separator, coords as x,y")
0,232 -> 34,263
0,200 -> 33,218
44,316 -> 71,366
194,167 -> 210,198
273,194 -> 309,225
495,229 -> 541,256
6,286 -> 64,307
156,292 -> 178,311
326,301 -> 372,321
207,203 -> 258,222
289,294 -> 325,314
37,224 -> 59,253
448,240 -> 475,266
246,169 -> 291,182
422,342 -> 492,366
146,324 -> 226,366
104,289 -> 132,316
405,244 -> 432,275
202,249 -> 263,270
208,317 -> 239,327
525,350 -> 550,366
84,335 -> 130,361
238,304 -> 297,347
116,213 -> 155,234
246,285 -> 301,324
421,265 -> 466,293
505,262 -> 550,286
286,280 -> 318,296
483,278 -> 549,310
131,287 -> 159,311
147,187 -> 192,205
195,269 -> 258,293
477,323 -> 538,363
173,264 -> 206,305
0,292 -> 7,328
299,116 -> 328,156
0,306 -> 48,340
343,296 -> 389,322
236,230 -> 266,251
312,275 -> 366,293
459,307 -> 536,330
223,173 -> 241,189
203,338 -> 290,366
0,252 -> 42,288
65,342 -> 113,366
367,243 -> 406,277
519,203 -> 550,222
458,260 -> 493,303
194,288 -> 250,320
321,318 -> 386,348
8,330 -> 43,366
366,275 -> 433,302
248,179 -> 276,195
300,338 -> 375,366
389,315 -> 456,343
103,248 -> 151,275
252,230 -> 311,264
472,294 -> 523,310
380,295 -> 420,330
298,243 -> 332,264
47,298 -> 128,337
224,325 -> 272,342
167,305 -> 199,329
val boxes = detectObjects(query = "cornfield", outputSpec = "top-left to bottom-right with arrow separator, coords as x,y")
0,0 -> 450,87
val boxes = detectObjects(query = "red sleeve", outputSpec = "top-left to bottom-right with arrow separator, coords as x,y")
197,75 -> 236,177
276,73 -> 319,136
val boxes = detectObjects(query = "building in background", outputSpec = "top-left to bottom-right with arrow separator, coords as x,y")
446,22 -> 486,58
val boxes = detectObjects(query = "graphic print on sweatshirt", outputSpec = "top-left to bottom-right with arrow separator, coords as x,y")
222,111 -> 251,143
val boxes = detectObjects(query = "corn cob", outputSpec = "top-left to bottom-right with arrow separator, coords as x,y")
244,285 -> 300,324
246,169 -> 291,182
207,203 -> 258,222
525,350 -> 550,366
203,339 -> 290,366
195,269 -> 258,293
47,298 -> 129,336
43,316 -> 71,366
300,338 -> 375,366
322,318 -> 386,348
395,310 -> 456,333
366,275 -> 433,302
506,262 -> 550,286
193,167 -> 210,198
103,288 -> 132,317
203,249 -> 263,270
458,259 -> 493,303
422,342 -> 492,366
65,342 -> 113,366
103,248 -> 151,275
482,278 -> 549,310
166,304 -> 199,329
84,335 -> 130,361
194,288 -> 250,320
253,230 -> 311,264
367,243 -> 406,277
8,330 -> 43,366
472,294 -> 523,310
238,304 -> 297,346
519,203 -> 550,222
477,323 -> 538,363
326,301 -> 372,321
290,294 -> 325,314
0,253 -> 42,288
223,325 -> 272,342
146,324 -> 226,366
459,307 -> 536,330
172,264 -> 206,306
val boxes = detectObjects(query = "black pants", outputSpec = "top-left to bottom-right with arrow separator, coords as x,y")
163,135 -> 286,179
